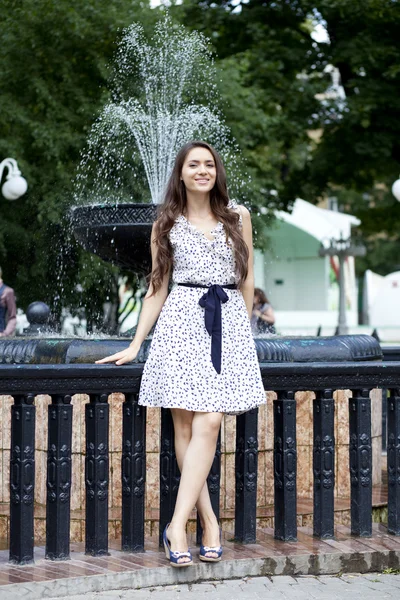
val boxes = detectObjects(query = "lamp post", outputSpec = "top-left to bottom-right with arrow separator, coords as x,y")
319,235 -> 366,335
0,158 -> 28,201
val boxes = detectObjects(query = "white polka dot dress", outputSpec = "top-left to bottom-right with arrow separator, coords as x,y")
138,202 -> 266,414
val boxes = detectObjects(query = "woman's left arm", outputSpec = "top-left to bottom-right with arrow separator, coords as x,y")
237,205 -> 254,319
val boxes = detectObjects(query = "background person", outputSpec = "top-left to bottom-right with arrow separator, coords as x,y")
251,287 -> 276,334
0,266 -> 17,337
96,141 -> 266,567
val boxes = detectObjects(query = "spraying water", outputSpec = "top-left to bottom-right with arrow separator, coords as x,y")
74,16 -> 240,206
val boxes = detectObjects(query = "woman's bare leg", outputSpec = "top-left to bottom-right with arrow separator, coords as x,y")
171,409 -> 220,554
167,410 -> 223,560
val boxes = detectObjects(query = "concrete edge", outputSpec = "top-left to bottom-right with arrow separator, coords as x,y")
3,548 -> 400,600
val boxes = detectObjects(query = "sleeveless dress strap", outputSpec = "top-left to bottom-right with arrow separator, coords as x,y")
227,199 -> 242,227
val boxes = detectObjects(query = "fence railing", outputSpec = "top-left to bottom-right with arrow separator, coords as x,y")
0,361 -> 399,565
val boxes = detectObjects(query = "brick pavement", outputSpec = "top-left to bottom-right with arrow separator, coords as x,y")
1,525 -> 399,600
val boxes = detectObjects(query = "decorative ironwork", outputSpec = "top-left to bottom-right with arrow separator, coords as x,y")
159,408 -> 180,547
0,338 -> 42,364
313,389 -> 335,539
274,390 -> 297,541
196,432 -> 221,546
121,394 -> 147,552
0,340 -> 399,564
5,363 -> 398,397
340,335 -> 382,361
9,394 -> 36,564
255,340 -> 292,362
258,334 -> 381,364
0,365 -> 143,395
70,203 -> 157,226
46,394 -> 73,560
71,203 -> 157,272
387,389 -> 400,535
85,393 -> 110,556
235,409 -> 258,543
349,389 -> 372,537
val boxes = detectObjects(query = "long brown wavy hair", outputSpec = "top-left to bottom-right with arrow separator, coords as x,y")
150,141 -> 249,293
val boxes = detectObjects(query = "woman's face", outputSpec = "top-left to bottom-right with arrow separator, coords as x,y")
180,147 -> 216,194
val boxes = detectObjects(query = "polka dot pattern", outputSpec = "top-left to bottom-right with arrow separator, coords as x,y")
138,201 -> 266,414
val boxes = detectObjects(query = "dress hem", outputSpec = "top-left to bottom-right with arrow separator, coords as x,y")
137,399 -> 266,415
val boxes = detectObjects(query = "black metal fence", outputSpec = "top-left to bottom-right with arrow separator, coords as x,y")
0,361 -> 400,565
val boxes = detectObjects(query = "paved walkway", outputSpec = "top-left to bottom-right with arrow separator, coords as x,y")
50,573 -> 400,600
2,525 -> 400,599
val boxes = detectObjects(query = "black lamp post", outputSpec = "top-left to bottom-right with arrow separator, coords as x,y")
319,235 -> 366,335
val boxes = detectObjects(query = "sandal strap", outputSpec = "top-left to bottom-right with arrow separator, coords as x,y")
202,545 -> 222,552
170,550 -> 191,558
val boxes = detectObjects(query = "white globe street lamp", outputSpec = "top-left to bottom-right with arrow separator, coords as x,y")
0,158 -> 28,201
392,176 -> 400,202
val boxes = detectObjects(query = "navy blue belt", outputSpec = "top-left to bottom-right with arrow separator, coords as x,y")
178,282 -> 237,374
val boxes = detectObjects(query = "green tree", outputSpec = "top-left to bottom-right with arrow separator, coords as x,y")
174,0 -> 323,211
305,1 -> 400,276
0,0 -> 157,326
174,0 -> 400,272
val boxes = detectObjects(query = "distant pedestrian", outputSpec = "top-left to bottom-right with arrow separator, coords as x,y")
0,266 -> 17,337
251,287 -> 276,334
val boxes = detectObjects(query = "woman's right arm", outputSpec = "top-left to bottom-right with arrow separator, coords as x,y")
96,224 -> 170,365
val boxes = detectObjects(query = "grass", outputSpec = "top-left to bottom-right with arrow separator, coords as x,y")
382,567 -> 400,575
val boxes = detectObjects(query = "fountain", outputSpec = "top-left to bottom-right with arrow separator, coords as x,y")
0,15 -> 380,367
71,16 -> 236,273
0,18 -> 383,549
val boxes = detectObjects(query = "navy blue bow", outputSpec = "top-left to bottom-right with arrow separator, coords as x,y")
198,284 -> 230,374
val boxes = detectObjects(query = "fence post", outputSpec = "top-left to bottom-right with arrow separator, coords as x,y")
235,409 -> 258,543
121,394 -> 147,552
313,389 -> 335,539
46,394 -> 73,560
274,390 -> 297,541
9,394 -> 36,564
349,389 -> 372,537
85,393 -> 110,555
387,389 -> 400,535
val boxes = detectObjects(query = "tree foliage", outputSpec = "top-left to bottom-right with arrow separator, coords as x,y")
174,0 -> 400,272
1,0 -> 399,328
0,0 -> 156,322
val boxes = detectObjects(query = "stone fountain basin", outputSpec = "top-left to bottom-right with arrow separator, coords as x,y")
0,335 -> 382,365
70,203 -> 158,273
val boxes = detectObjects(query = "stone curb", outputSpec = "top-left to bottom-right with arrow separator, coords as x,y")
3,548 -> 400,600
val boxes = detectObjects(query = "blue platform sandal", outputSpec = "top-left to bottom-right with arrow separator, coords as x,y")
163,524 -> 193,568
199,527 -> 223,563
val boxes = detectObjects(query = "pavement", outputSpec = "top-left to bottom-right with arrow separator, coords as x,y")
1,525 -> 400,600
46,573 -> 400,600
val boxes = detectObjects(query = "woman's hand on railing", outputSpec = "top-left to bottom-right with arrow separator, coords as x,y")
95,345 -> 139,366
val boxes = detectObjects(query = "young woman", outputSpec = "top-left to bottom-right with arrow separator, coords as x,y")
251,288 -> 276,335
96,141 -> 266,567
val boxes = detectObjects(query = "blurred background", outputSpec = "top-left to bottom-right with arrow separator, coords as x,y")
1,0 -> 399,340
